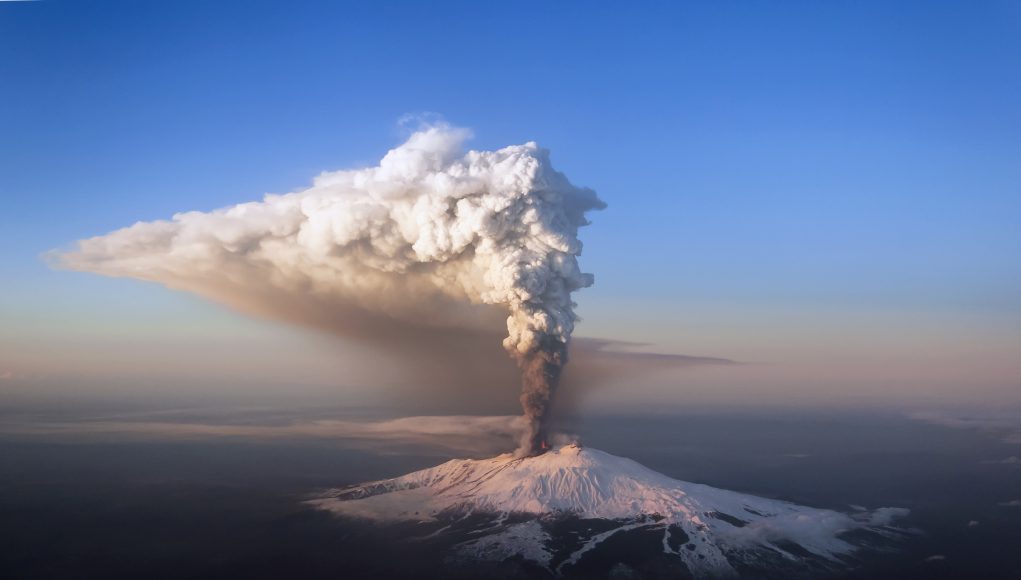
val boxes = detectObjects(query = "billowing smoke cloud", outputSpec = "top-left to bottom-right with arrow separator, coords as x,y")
56,125 -> 605,456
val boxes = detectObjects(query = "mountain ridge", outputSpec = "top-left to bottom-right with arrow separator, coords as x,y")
311,443 -> 908,577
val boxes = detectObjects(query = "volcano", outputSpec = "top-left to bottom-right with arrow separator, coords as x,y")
311,444 -> 907,578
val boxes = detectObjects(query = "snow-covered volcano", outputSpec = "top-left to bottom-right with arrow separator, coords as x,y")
311,444 -> 907,578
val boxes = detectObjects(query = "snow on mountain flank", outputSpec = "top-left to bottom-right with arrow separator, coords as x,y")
311,444 -> 908,577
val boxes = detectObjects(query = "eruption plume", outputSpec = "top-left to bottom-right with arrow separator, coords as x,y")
55,124 -> 605,456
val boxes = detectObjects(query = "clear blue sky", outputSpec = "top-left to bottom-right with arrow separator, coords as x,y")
2,1 -> 1019,408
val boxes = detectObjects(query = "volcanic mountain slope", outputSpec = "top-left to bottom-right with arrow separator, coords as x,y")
311,444 -> 907,578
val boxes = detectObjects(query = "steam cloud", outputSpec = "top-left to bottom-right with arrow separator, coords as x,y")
57,125 -> 605,456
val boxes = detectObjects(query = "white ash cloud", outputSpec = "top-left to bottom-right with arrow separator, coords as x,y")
55,125 -> 605,455
907,410 -> 1021,445
982,456 -> 1020,465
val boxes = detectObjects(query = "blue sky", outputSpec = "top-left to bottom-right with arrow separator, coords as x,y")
2,1 -> 1019,407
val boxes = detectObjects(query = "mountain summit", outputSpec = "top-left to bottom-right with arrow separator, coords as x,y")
312,444 -> 907,578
